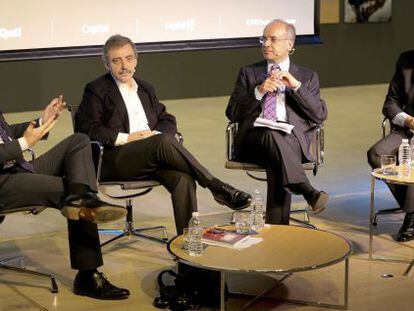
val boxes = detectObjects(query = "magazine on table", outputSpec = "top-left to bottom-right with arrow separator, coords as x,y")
202,228 -> 262,250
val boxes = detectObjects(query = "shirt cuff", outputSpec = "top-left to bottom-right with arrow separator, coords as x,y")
115,133 -> 129,146
254,86 -> 265,100
392,112 -> 410,128
18,137 -> 29,151
292,81 -> 301,92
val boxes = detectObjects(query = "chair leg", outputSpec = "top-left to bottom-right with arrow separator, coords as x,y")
99,199 -> 168,247
373,208 -> 404,226
290,209 -> 317,229
0,256 -> 58,293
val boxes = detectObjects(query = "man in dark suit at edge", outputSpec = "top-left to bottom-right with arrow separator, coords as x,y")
368,50 -> 414,242
75,34 -> 251,236
226,19 -> 329,225
0,96 -> 130,299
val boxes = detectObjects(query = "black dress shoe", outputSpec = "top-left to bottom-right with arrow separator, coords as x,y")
61,192 -> 127,223
74,271 -> 130,300
307,191 -> 329,214
396,212 -> 414,242
212,184 -> 251,210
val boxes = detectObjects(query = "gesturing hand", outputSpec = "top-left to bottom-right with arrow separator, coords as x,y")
23,116 -> 58,147
41,95 -> 66,123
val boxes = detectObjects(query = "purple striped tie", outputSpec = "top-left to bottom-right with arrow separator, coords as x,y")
262,65 -> 280,122
0,123 -> 34,173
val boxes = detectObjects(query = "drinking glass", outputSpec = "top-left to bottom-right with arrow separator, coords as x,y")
234,211 -> 251,234
380,155 -> 397,176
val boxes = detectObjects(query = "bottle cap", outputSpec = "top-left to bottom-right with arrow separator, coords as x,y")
402,139 -> 409,143
192,212 -> 200,217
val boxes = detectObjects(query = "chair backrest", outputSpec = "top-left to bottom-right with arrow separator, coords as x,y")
225,122 -> 324,176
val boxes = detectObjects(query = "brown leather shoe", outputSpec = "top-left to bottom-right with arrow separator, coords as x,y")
62,192 -> 126,223
307,191 -> 329,214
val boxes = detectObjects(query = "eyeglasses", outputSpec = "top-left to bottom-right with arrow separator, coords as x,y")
259,36 -> 291,45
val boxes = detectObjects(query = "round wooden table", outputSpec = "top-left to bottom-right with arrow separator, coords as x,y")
370,168 -> 414,276
168,224 -> 352,310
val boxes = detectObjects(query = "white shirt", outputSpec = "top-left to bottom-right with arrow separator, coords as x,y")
254,57 -> 293,123
114,77 -> 151,146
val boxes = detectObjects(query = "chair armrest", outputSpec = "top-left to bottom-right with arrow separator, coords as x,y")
90,141 -> 104,182
382,118 -> 391,138
315,123 -> 324,167
226,123 -> 238,161
175,132 -> 183,145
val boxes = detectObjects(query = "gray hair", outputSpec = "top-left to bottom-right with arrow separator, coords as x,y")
267,19 -> 296,41
102,34 -> 138,65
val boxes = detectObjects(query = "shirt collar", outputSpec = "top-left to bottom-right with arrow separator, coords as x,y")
112,73 -> 138,92
267,57 -> 290,72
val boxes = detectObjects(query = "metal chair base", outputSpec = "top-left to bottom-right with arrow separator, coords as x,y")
0,256 -> 58,293
373,207 -> 404,226
290,208 -> 317,229
99,200 -> 168,247
100,223 -> 168,247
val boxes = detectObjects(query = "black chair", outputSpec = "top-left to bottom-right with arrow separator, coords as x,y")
0,206 -> 58,293
225,122 -> 325,228
68,105 -> 182,247
372,118 -> 404,226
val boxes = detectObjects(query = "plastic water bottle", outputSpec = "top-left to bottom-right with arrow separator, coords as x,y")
398,138 -> 411,177
410,137 -> 414,166
187,212 -> 203,256
250,189 -> 265,230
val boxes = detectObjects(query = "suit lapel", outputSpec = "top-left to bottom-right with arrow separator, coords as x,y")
253,61 -> 267,86
105,74 -> 130,133
0,115 -> 14,140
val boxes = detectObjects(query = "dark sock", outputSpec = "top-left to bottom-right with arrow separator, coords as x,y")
68,183 -> 90,195
78,269 -> 97,278
289,182 -> 315,199
208,178 -> 226,193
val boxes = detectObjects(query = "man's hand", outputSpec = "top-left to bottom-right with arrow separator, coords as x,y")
23,116 -> 58,147
127,130 -> 156,142
41,95 -> 66,123
257,74 -> 285,95
405,116 -> 414,130
274,71 -> 301,89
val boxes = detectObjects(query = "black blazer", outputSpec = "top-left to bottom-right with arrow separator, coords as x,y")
226,60 -> 327,161
75,73 -> 177,146
382,50 -> 414,125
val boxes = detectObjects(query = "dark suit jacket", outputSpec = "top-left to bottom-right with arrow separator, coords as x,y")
75,73 -> 177,146
0,114 -> 32,187
226,60 -> 327,161
382,50 -> 414,126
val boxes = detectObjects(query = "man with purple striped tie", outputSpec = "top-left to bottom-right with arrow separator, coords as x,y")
0,96 -> 130,300
226,19 -> 329,225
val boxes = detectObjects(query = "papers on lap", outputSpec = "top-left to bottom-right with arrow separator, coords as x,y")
254,117 -> 294,134
202,228 -> 263,250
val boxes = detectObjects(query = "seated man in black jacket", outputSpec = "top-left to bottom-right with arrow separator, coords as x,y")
367,50 -> 414,242
0,95 -> 129,299
75,34 -> 251,235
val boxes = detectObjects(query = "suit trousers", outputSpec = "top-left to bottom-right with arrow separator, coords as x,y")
367,129 -> 414,213
239,128 -> 310,224
100,133 -> 214,234
0,133 -> 102,270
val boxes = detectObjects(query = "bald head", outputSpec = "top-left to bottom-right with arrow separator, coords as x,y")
261,19 -> 296,63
